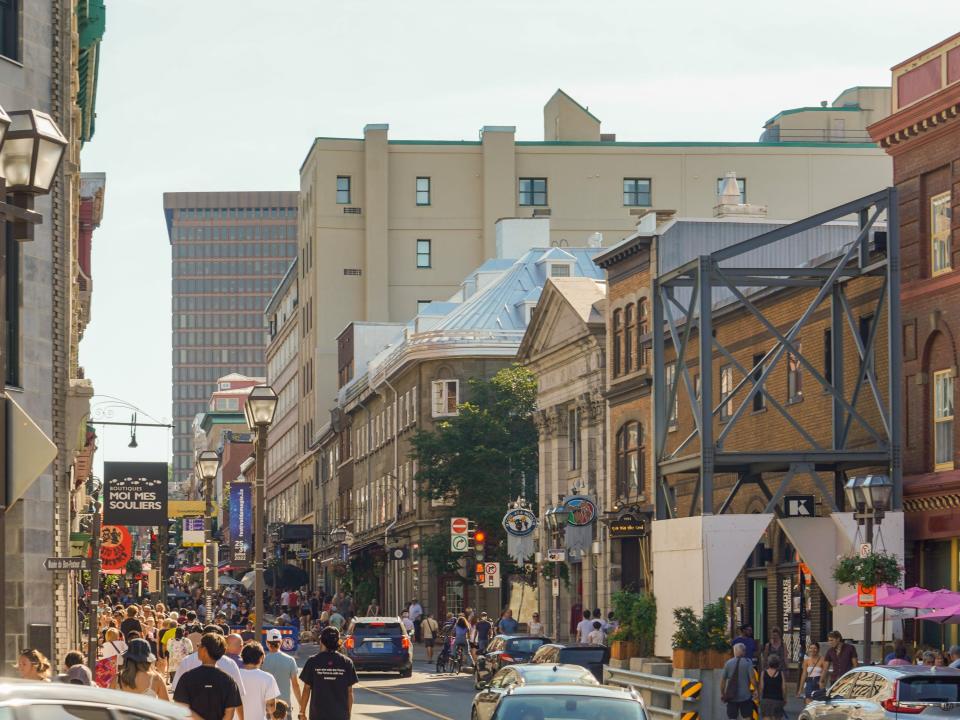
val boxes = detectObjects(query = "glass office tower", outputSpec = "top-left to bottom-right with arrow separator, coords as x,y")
163,191 -> 298,493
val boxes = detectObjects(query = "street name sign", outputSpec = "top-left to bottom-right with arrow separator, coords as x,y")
783,495 -> 815,517
44,557 -> 89,571
450,517 -> 469,553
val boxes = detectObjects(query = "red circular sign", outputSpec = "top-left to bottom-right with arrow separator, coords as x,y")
451,518 -> 468,534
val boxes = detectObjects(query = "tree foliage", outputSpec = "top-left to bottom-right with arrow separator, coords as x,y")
411,365 -> 539,576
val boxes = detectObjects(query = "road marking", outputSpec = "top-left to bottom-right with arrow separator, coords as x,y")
361,685 -> 456,720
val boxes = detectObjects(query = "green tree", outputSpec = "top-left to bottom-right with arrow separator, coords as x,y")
411,365 -> 538,577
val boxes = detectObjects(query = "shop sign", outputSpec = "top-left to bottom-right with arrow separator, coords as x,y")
610,513 -> 647,538
502,507 -> 537,537
183,517 -> 205,547
99,524 -> 133,572
103,462 -> 168,526
563,495 -> 596,526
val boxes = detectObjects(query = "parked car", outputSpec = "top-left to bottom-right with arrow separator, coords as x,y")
479,683 -> 647,720
474,634 -> 553,689
343,616 -> 413,677
0,681 -> 193,718
530,643 -> 611,683
801,665 -> 960,718
472,664 -> 600,720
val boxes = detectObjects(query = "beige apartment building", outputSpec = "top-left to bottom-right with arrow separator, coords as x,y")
296,89 -> 892,433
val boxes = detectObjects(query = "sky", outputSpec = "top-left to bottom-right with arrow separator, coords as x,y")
78,0 -> 959,477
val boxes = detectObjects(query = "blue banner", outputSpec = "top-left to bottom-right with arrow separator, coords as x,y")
229,482 -> 252,568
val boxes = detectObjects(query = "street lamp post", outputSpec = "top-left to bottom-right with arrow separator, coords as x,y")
245,385 -> 278,643
544,503 -> 566,641
845,474 -> 893,665
195,450 -> 221,622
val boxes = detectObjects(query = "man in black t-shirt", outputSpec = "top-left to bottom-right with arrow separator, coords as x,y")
299,627 -> 359,720
119,606 -> 142,640
173,633 -> 243,720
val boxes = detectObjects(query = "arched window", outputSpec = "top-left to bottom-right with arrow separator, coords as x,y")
624,304 -> 635,373
638,298 -> 650,370
616,421 -> 644,498
612,309 -> 623,377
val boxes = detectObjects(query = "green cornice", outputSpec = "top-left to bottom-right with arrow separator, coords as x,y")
77,0 -> 106,144
764,104 -> 862,128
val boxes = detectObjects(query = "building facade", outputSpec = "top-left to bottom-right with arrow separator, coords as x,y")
868,31 -> 960,646
163,191 -> 298,494
295,89 -> 894,457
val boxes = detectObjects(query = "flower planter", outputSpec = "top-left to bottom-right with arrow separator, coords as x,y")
672,648 -> 701,669
611,640 -> 641,661
706,649 -> 728,669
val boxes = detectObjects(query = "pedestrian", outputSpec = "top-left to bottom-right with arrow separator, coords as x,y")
731,625 -> 757,662
59,650 -> 92,685
796,642 -> 822,700
17,648 -> 52,681
409,598 -> 423,642
759,654 -> 785,720
887,645 -> 911,666
95,627 -> 127,688
497,609 -> 518,634
273,700 -> 289,720
421,611 -> 439,661
365,598 -> 380,616
818,630 -> 858,687
328,607 -> 346,630
401,611 -> 414,637
576,610 -> 593,644
171,629 -> 247,695
721,643 -> 756,720
587,621 -> 606,645
761,628 -> 785,668
528,612 -> 544,636
166,625 -> 194,682
120,606 -> 143,640
173,633 -> 243,720
474,612 -> 493,655
112,638 -> 169,700
606,611 -> 618,634
225,633 -> 245,665
453,615 -> 471,666
240,642 -> 281,720
948,645 -> 960,669
263,628 -> 302,709
299,626 -> 359,720
884,638 -> 906,663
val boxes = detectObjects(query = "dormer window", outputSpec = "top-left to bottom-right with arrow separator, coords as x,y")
550,263 -> 571,278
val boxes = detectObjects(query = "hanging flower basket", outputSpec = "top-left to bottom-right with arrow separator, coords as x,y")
832,551 -> 902,587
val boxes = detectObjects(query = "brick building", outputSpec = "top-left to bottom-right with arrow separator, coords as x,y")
869,32 -> 960,646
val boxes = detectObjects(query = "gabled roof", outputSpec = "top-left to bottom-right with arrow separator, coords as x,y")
516,277 -> 606,363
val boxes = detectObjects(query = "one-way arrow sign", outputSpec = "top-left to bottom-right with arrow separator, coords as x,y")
44,557 -> 89,571
783,495 -> 815,518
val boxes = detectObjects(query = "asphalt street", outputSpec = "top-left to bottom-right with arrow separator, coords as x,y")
292,644 -> 477,720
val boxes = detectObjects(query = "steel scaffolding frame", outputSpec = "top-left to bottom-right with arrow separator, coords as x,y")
652,188 -> 901,519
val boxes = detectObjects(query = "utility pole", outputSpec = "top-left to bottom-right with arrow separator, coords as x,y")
863,514 -> 874,663
204,474 -> 214,622
86,497 -> 101,672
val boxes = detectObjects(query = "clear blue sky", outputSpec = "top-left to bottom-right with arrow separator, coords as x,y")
78,0 -> 958,477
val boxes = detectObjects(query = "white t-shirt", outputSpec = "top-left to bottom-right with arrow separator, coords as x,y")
239,667 -> 280,720
587,628 -> 606,645
166,637 -> 194,671
280,591 -> 290,606
577,619 -> 594,644
100,639 -> 127,667
171,653 -> 246,695
408,603 -> 423,622
402,617 -> 414,634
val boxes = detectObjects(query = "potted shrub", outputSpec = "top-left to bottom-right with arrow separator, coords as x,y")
608,591 -> 656,660
671,607 -> 706,668
833,551 -> 902,588
700,600 -> 731,669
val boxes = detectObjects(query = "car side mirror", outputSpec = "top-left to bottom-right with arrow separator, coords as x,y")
809,689 -> 828,702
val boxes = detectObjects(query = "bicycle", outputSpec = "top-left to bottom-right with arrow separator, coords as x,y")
435,634 -> 454,673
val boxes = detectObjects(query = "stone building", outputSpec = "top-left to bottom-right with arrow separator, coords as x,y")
868,31 -> 960,647
518,277 -> 607,640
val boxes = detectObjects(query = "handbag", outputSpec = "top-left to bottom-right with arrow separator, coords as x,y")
721,657 -> 741,704
94,641 -> 121,688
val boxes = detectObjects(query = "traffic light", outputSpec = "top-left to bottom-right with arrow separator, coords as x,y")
471,529 -> 486,561
475,561 -> 486,584
149,533 -> 159,562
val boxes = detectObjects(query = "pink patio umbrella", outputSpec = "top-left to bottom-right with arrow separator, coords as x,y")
917,603 -> 960,624
876,586 -> 931,608
912,589 -> 960,609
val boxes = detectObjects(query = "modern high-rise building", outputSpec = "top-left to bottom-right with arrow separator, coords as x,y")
163,191 -> 298,492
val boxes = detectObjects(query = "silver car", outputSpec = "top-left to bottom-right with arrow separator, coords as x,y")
0,681 -> 192,719
802,665 -> 960,718
472,664 -> 601,720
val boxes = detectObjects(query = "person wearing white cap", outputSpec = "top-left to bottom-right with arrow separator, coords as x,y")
262,628 -> 300,708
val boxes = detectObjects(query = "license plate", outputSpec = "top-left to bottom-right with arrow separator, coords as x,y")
372,642 -> 384,649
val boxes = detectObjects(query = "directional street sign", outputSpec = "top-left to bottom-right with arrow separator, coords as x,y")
783,495 -> 815,518
484,562 -> 501,588
44,557 -> 89,571
450,516 -> 469,553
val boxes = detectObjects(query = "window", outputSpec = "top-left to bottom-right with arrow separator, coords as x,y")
616,421 -> 643,497
934,369 -> 954,470
752,353 -> 765,411
415,239 -> 432,268
0,0 -> 19,61
717,177 -> 746,203
432,379 -> 459,417
416,176 -> 431,206
612,309 -> 623,377
624,303 -> 635,373
568,407 -> 580,470
787,345 -> 802,401
417,300 -> 431,313
336,176 -> 351,204
665,363 -> 678,428
519,178 -> 547,206
638,298 -> 650,370
623,178 -> 651,207
549,263 -> 571,277
931,191 -> 952,275
720,365 -> 734,420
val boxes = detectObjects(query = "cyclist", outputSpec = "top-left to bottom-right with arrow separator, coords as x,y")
453,615 -> 471,670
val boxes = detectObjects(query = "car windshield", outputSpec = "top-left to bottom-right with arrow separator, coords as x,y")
559,649 -> 607,664
508,638 -> 548,654
494,695 -> 643,720
899,677 -> 960,702
519,668 -> 599,685
353,621 -> 403,637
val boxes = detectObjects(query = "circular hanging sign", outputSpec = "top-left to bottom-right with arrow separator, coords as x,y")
563,496 -> 597,526
502,507 -> 538,537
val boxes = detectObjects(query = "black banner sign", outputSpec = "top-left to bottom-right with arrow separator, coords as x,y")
103,462 -> 169,526
610,514 -> 647,538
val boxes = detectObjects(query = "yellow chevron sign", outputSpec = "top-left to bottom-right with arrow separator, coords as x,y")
681,712 -> 699,720
680,679 -> 702,700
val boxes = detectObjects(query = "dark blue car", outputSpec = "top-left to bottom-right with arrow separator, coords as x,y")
343,616 -> 413,678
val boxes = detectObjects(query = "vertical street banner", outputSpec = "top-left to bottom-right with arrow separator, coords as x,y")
229,482 -> 252,568
103,462 -> 169,526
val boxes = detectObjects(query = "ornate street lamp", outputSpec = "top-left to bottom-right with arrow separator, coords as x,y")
244,384 -> 277,642
195,450 -> 220,621
331,526 -> 348,545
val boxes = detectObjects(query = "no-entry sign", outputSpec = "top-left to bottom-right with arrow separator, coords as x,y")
451,518 -> 468,534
